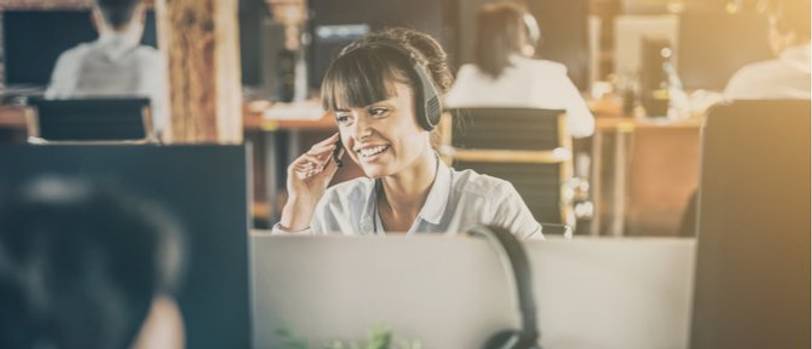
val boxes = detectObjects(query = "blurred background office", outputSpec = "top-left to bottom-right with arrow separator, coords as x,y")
0,0 -> 809,236
0,1 -> 809,348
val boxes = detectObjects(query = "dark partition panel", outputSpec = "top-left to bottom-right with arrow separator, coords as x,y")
691,100 -> 810,348
0,144 -> 252,349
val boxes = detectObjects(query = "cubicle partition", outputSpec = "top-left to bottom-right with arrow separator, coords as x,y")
0,144 -> 253,349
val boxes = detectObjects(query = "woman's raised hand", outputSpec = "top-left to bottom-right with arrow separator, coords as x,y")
279,133 -> 342,231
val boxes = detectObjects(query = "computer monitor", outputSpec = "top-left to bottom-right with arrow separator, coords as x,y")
677,11 -> 772,91
307,0 -> 446,88
0,144 -> 253,349
2,9 -> 158,87
252,235 -> 695,348
613,15 -> 679,81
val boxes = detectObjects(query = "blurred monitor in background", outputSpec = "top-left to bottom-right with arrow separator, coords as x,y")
722,0 -> 811,99
307,0 -> 446,88
613,15 -> 679,83
0,177 -> 186,349
677,10 -> 773,91
2,8 -> 157,88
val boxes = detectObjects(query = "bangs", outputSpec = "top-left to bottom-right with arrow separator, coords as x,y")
321,47 -> 411,111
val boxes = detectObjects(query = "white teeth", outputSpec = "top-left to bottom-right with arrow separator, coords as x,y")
358,145 -> 388,158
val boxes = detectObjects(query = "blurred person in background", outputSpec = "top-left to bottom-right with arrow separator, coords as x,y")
0,177 -> 186,349
724,0 -> 811,99
445,1 -> 595,138
45,0 -> 169,138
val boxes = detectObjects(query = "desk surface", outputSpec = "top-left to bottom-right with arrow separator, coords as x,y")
4,100 -> 704,133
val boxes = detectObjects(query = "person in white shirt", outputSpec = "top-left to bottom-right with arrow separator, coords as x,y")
724,0 -> 810,100
445,2 -> 595,139
275,28 -> 542,238
45,0 -> 168,139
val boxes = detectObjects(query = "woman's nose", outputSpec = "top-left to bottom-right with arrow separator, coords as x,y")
352,113 -> 373,140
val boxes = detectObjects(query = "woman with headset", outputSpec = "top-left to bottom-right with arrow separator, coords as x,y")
445,2 -> 595,139
274,28 -> 542,238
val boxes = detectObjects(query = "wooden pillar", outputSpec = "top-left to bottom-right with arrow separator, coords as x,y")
155,0 -> 242,143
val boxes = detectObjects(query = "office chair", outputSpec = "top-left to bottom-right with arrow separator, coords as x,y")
690,100 -> 810,349
442,108 -> 578,229
26,97 -> 155,143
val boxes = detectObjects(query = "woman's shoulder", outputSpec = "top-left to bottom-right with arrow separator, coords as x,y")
323,176 -> 374,201
519,57 -> 568,75
450,168 -> 516,198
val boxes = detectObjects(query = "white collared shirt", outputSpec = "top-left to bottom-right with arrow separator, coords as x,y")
445,55 -> 596,138
273,160 -> 543,239
45,32 -> 168,136
724,43 -> 811,100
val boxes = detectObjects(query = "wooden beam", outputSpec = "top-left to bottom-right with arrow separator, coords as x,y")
155,0 -> 242,143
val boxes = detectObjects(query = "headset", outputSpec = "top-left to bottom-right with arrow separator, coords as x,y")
521,11 -> 542,52
466,225 -> 542,349
337,40 -> 442,131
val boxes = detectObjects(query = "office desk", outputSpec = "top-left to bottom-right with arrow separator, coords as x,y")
591,116 -> 702,236
0,106 -> 27,128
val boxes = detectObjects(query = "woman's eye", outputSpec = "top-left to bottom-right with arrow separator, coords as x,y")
369,107 -> 389,117
335,113 -> 352,124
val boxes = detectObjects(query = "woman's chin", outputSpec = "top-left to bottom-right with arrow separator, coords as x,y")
359,162 -> 394,179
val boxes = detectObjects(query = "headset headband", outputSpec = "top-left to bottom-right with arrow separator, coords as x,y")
337,40 -> 442,131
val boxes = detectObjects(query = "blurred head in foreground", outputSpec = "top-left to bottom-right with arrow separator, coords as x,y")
0,177 -> 186,349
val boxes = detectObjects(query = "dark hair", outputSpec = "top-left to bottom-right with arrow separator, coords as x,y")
321,27 -> 453,113
768,0 -> 811,40
474,2 -> 535,78
0,177 -> 185,349
94,0 -> 142,30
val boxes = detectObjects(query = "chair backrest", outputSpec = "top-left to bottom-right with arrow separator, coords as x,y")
27,97 -> 152,143
449,108 -> 564,150
690,100 -> 810,349
444,108 -> 572,226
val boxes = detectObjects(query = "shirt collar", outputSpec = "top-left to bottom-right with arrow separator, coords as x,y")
96,32 -> 140,60
359,155 -> 452,232
416,157 -> 451,225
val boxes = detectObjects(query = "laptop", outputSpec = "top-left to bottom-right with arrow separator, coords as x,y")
251,235 -> 695,349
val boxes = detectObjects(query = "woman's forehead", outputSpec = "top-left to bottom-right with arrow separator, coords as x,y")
329,78 -> 413,110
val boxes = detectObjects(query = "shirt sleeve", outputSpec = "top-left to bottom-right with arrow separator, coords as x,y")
488,181 -> 544,240
139,50 -> 170,138
45,50 -> 80,99
559,73 -> 595,138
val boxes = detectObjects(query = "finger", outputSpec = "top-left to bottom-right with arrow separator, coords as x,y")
306,143 -> 337,156
311,132 -> 341,149
293,153 -> 328,167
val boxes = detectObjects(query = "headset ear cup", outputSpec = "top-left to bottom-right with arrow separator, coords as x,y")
483,330 -> 525,349
423,96 -> 441,131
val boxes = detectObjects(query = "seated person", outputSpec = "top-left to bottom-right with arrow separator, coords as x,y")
445,2 -> 595,138
45,0 -> 168,138
275,28 -> 542,238
0,177 -> 185,349
724,0 -> 810,100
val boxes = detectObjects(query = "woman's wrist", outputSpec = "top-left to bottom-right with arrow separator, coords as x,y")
279,195 -> 317,232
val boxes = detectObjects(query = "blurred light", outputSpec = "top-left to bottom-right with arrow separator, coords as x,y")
726,0 -> 742,14
660,47 -> 673,58
667,1 -> 685,13
315,24 -> 370,40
